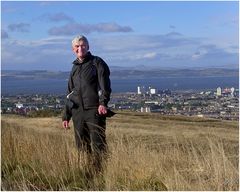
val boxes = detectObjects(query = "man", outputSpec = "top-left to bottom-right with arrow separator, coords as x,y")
62,35 -> 111,172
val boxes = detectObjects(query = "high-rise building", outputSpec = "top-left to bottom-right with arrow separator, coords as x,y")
137,86 -> 146,95
150,88 -> 157,95
137,86 -> 141,94
231,87 -> 235,96
216,87 -> 222,96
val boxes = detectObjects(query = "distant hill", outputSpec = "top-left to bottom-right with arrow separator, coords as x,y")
1,70 -> 69,80
1,68 -> 238,80
110,68 -> 239,79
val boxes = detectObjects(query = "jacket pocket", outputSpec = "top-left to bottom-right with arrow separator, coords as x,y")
68,90 -> 81,107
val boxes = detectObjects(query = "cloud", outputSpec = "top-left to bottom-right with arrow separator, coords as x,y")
229,45 -> 239,51
91,34 -> 192,64
129,52 -> 158,60
1,32 -> 238,70
191,46 -> 210,60
38,1 -> 69,7
208,12 -> 238,30
91,34 -> 238,68
1,37 -> 73,71
142,52 -> 157,59
40,12 -> 74,22
1,7 -> 18,13
224,16 -> 239,28
8,36 -> 71,47
169,25 -> 176,30
48,22 -> 133,35
165,32 -> 182,37
38,1 -> 54,6
8,23 -> 30,32
1,29 -> 9,39
91,33 -> 197,55
1,2 -> 18,13
230,45 -> 238,49
189,45 -> 238,68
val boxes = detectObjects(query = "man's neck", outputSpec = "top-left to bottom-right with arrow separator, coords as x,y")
77,52 -> 90,63
78,58 -> 84,63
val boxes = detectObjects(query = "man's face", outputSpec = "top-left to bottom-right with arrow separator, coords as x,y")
72,40 -> 89,60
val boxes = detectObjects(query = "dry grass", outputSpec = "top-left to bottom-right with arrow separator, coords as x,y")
1,112 -> 239,191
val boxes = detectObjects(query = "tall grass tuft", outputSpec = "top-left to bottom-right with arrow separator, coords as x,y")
1,114 -> 239,190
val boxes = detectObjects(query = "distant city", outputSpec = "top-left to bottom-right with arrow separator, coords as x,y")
1,86 -> 239,121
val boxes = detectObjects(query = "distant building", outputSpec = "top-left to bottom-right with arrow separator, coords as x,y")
137,86 -> 145,95
137,86 -> 141,94
140,107 -> 151,113
146,107 -> 151,113
150,88 -> 157,95
145,101 -> 159,105
137,85 -> 158,95
159,89 -> 171,96
216,87 -> 222,96
15,102 -> 23,108
230,87 -> 235,96
205,91 -> 212,95
222,88 -> 231,94
33,97 -> 42,101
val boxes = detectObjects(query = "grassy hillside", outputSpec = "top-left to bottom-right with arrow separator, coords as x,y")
1,112 -> 239,190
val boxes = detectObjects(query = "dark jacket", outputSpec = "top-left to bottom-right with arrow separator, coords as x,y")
62,52 -> 111,121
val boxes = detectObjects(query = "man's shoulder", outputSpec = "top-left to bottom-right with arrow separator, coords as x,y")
92,55 -> 103,63
70,62 -> 79,74
92,55 -> 108,68
72,58 -> 79,65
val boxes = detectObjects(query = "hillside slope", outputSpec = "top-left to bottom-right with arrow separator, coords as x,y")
1,113 -> 239,190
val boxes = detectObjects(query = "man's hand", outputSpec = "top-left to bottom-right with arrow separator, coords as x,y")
62,120 -> 70,129
98,105 -> 107,115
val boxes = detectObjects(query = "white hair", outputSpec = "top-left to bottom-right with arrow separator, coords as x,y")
72,35 -> 89,47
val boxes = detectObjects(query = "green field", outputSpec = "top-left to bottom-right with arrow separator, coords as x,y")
1,112 -> 239,190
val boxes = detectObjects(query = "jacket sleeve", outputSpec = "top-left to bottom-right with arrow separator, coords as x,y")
62,72 -> 74,121
96,58 -> 112,107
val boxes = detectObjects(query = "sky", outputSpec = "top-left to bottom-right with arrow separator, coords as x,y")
1,1 -> 239,71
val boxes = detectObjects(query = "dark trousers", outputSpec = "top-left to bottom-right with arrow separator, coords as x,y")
72,107 -> 107,172
72,107 -> 107,153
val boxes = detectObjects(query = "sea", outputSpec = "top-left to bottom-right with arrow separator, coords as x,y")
1,76 -> 239,95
